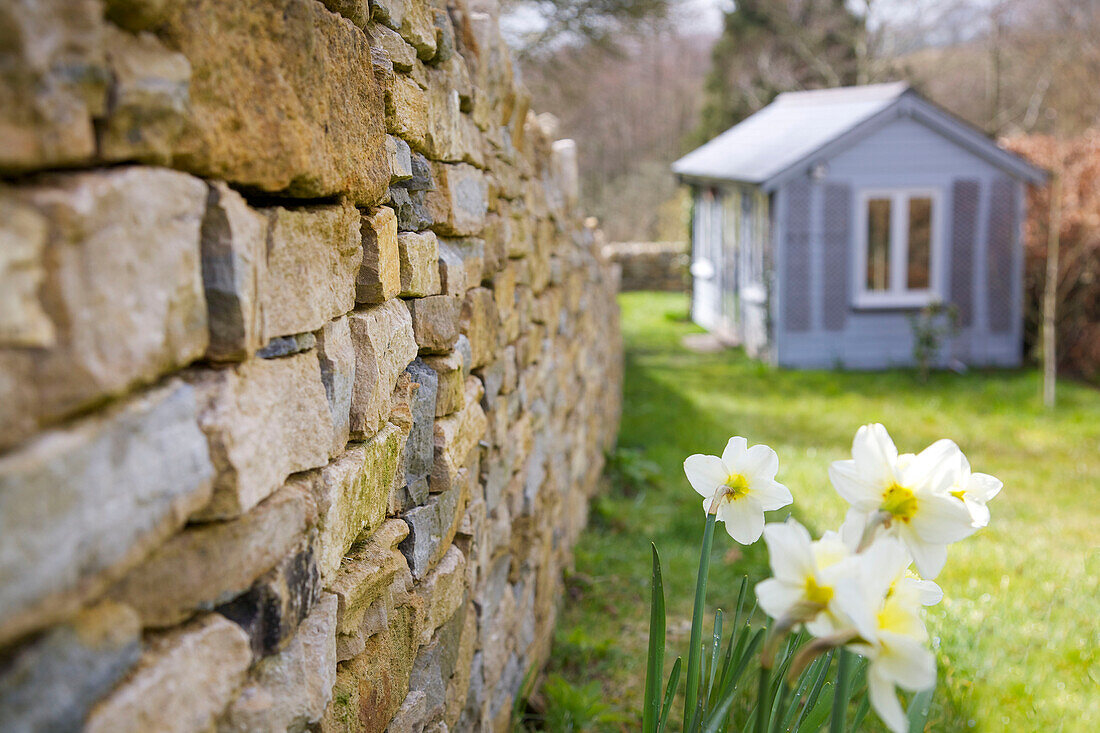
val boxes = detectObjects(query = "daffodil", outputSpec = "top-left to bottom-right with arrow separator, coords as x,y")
683,437 -> 792,543
755,519 -> 860,636
828,424 -> 975,578
937,449 -> 1003,528
835,536 -> 938,733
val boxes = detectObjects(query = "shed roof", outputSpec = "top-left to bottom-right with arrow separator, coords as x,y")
672,82 -> 1047,189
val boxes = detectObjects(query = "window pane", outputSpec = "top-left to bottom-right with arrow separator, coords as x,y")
907,197 -> 932,290
866,198 -> 892,292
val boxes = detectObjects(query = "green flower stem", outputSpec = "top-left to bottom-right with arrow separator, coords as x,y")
830,649 -> 854,733
754,664 -> 771,733
684,512 -> 717,732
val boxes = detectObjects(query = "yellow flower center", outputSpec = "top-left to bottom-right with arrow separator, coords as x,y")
804,576 -> 834,606
721,473 -> 750,501
950,488 -> 967,501
881,483 -> 918,522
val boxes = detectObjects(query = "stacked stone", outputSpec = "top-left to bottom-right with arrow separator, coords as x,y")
603,241 -> 690,292
0,1 -> 622,732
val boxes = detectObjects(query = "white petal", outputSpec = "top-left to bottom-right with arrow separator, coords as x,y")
904,439 -> 962,493
897,526 -> 948,579
812,531 -> 851,569
877,631 -> 937,691
909,493 -> 976,545
868,668 -> 909,733
829,459 -> 884,510
967,472 -> 1003,503
721,436 -> 749,467
965,498 -> 991,528
762,519 -> 815,583
907,578 -> 943,606
753,479 -> 793,511
755,578 -> 804,621
684,454 -> 727,498
838,508 -> 869,550
742,443 -> 780,482
718,495 -> 765,544
851,424 -> 899,483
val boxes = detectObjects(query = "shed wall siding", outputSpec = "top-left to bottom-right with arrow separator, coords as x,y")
772,115 -> 1025,369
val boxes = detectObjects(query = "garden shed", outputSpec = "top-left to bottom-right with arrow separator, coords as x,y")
673,82 -> 1047,369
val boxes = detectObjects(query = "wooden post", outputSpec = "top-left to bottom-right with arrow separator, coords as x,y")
1042,172 -> 1062,408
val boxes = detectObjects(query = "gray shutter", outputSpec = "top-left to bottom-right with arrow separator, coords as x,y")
822,183 -> 851,331
949,179 -> 980,328
784,180 -> 812,333
986,177 -> 1017,334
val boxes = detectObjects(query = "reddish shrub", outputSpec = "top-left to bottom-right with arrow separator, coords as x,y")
1002,133 -> 1100,383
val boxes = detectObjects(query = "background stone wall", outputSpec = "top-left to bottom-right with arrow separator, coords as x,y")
603,241 -> 689,292
0,1 -> 622,731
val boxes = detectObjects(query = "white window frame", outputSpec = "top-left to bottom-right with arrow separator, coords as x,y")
853,187 -> 944,309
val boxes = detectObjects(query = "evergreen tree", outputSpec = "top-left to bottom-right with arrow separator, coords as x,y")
692,0 -> 865,145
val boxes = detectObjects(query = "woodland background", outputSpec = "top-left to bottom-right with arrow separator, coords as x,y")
507,0 -> 1100,380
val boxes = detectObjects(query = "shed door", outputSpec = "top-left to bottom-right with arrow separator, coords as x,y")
691,189 -> 724,331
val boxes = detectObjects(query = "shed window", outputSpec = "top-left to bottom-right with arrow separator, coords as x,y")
855,189 -> 942,307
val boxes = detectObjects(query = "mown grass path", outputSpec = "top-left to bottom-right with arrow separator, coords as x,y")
545,292 -> 1099,731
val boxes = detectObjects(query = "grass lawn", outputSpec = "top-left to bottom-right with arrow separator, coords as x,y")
543,291 -> 1100,731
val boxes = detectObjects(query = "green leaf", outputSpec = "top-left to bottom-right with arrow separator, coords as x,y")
706,610 -> 724,709
907,687 -> 934,732
791,650 -> 834,732
658,657 -> 682,733
829,650 -> 855,733
643,544 -> 667,733
796,681 -> 834,732
684,513 -> 718,731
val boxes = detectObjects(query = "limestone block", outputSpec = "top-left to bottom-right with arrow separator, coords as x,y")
431,378 -> 488,494
320,603 -> 418,733
187,351 -> 334,520
319,0 -> 371,29
426,163 -> 489,237
98,26 -> 190,164
348,299 -> 418,438
387,134 -> 414,182
0,382 -> 213,646
444,603 -> 479,728
216,539 -> 321,658
398,0 -> 437,60
317,316 -> 356,455
108,482 -> 316,627
0,601 -> 140,733
85,614 -> 251,733
408,603 -> 467,726
389,186 -> 434,233
421,351 -> 466,417
329,520 -> 409,635
388,690 -> 429,733
219,593 -> 338,733
307,423 -> 409,583
0,0 -> 107,171
425,63 -> 483,166
260,201 -> 362,340
155,0 -> 388,204
401,460 -> 473,579
408,295 -> 460,354
417,546 -> 467,646
459,287 -> 500,370
356,207 -> 401,305
372,23 -> 418,73
201,182 -> 268,361
437,238 -> 476,296
0,168 -> 208,450
398,231 -> 442,297
402,359 -> 439,506
387,73 -> 429,153
257,332 -> 317,359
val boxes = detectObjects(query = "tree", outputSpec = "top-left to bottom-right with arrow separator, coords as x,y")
504,0 -> 674,57
693,0 -> 865,144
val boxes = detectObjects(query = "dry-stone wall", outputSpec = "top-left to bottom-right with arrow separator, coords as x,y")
603,241 -> 689,292
0,0 -> 622,730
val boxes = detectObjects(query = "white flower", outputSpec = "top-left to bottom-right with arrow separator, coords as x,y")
683,437 -> 792,543
938,449 -> 1003,529
755,519 -> 861,636
828,424 -> 975,578
835,537 -> 938,733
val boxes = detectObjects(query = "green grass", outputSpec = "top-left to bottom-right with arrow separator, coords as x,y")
544,291 -> 1100,731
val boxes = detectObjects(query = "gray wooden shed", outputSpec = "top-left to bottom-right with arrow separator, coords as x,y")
672,82 -> 1047,369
